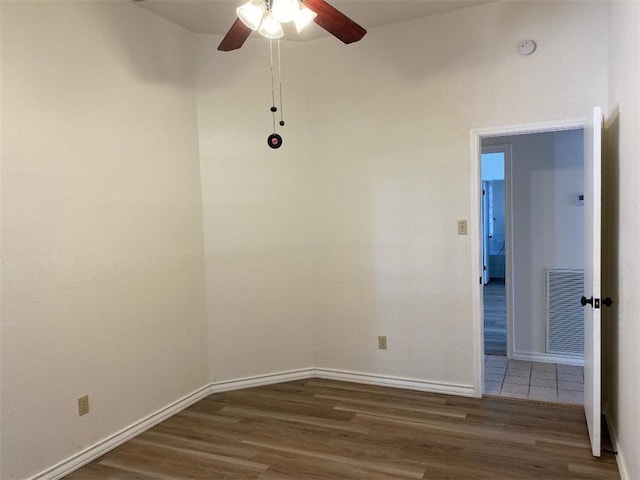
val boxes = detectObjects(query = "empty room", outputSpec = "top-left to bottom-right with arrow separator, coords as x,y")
1,1 -> 638,479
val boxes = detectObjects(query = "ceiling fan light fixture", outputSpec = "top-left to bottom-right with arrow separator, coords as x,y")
271,0 -> 300,24
236,0 -> 266,31
293,4 -> 317,33
258,12 -> 284,39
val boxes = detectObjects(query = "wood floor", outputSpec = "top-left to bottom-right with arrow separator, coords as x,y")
65,379 -> 619,479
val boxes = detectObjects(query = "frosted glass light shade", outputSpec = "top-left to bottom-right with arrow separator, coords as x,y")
237,0 -> 266,31
258,12 -> 284,39
293,4 -> 317,32
271,0 -> 299,23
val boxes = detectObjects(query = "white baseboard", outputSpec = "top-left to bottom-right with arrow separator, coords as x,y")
603,402 -> 630,480
30,384 -> 213,480
209,367 -> 475,398
313,368 -> 476,397
209,368 -> 316,393
511,351 -> 584,366
29,367 -> 475,480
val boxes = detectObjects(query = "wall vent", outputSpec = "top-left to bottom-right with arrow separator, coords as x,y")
546,269 -> 584,357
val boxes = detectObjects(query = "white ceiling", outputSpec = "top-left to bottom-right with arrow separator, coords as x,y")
134,0 -> 493,41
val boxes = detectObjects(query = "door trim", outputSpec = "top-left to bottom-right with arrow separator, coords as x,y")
470,117 -> 587,397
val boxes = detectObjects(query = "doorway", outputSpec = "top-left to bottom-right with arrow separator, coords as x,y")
481,147 -> 508,357
471,120 -> 587,406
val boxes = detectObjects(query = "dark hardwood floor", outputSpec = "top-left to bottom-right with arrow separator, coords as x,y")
484,280 -> 507,355
65,379 -> 619,479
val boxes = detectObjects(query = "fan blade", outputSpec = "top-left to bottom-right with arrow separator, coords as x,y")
218,18 -> 252,51
302,0 -> 366,44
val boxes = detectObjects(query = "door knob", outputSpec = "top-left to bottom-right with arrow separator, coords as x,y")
602,297 -> 614,307
581,296 -> 593,307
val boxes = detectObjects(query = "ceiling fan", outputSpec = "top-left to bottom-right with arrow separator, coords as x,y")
218,0 -> 367,51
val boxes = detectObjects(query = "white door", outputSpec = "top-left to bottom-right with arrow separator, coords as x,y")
583,106 -> 603,457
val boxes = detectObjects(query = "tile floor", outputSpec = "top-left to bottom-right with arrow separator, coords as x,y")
484,355 -> 584,405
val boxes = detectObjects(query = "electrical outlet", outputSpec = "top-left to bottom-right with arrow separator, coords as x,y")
457,220 -> 468,235
378,336 -> 387,350
78,395 -> 90,416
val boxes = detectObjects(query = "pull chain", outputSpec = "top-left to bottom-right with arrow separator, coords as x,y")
269,39 -> 277,132
267,38 -> 284,149
277,38 -> 285,127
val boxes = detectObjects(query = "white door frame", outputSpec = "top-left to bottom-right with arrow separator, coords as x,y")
470,117 -> 587,397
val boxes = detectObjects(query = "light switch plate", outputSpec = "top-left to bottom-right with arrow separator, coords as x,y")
458,220 -> 468,235
78,395 -> 90,416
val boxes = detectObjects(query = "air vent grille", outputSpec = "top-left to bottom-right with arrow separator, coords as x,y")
546,269 -> 584,357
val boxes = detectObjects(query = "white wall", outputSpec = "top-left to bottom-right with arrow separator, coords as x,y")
0,3 -> 208,479
486,130 -> 584,357
605,2 -> 640,479
196,36 -> 315,382
304,1 -> 606,385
